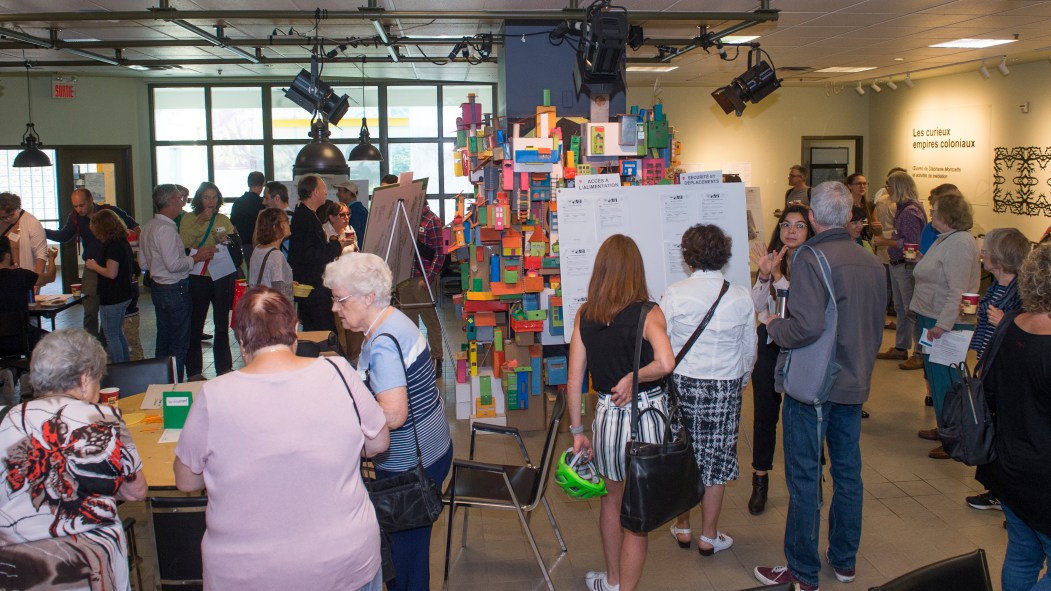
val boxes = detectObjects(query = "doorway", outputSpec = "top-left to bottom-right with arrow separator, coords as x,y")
54,147 -> 134,290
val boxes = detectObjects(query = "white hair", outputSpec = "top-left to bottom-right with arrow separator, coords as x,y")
810,181 -> 853,229
323,252 -> 393,307
30,329 -> 107,395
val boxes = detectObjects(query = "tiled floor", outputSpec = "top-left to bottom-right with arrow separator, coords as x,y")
45,288 -> 1009,590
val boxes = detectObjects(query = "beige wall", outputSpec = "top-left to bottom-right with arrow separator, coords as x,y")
868,60 -> 1051,241
0,73 -> 153,219
627,84 -> 871,239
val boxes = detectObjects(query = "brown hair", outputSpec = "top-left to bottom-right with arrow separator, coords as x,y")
983,228 -> 1031,275
253,208 -> 289,246
681,224 -> 731,271
232,285 -> 299,354
579,234 -> 649,325
191,181 -> 222,214
89,208 -> 129,243
933,193 -> 972,231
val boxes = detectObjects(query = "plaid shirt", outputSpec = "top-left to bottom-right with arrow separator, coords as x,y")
414,205 -> 445,282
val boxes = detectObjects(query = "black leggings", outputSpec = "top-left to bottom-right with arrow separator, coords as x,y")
751,323 -> 782,472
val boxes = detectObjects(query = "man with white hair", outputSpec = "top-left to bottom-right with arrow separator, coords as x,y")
754,181 -> 886,591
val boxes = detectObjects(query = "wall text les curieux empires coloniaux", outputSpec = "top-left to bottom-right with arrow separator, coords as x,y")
912,128 -> 977,150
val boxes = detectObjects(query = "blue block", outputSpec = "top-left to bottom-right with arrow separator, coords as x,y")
517,371 -> 530,402
522,293 -> 540,311
475,325 -> 494,342
531,357 -> 542,395
544,356 -> 568,386
489,255 -> 500,283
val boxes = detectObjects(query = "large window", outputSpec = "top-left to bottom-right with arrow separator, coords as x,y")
0,149 -> 60,230
150,81 -> 496,221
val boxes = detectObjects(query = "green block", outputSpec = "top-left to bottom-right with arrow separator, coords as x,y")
525,309 -> 547,321
504,269 -> 518,283
472,277 -> 482,291
647,120 -> 670,148
480,375 -> 492,406
494,328 -> 504,351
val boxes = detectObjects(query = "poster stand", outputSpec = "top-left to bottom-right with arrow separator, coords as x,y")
382,198 -> 453,362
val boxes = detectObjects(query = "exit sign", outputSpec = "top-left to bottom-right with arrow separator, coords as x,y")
52,75 -> 76,99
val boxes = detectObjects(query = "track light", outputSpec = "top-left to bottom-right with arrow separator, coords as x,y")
998,56 -> 1010,76
886,79 -> 898,91
978,60 -> 990,79
169,19 -> 260,63
855,81 -> 865,96
903,73 -> 915,88
870,81 -> 881,93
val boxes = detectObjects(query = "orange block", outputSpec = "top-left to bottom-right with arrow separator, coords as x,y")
475,312 -> 496,327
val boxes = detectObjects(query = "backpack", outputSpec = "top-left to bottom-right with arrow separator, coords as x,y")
779,244 -> 840,406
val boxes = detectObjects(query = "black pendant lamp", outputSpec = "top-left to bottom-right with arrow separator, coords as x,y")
348,116 -> 383,161
292,117 -> 350,177
14,62 -> 52,168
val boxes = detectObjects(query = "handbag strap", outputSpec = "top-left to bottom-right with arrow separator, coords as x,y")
629,301 -> 655,440
372,333 -> 426,465
975,310 -> 1019,378
325,357 -> 362,425
0,210 -> 24,238
673,280 -> 730,369
196,212 -> 218,248
255,248 -> 276,285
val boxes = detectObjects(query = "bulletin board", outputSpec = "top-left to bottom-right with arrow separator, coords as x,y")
557,182 -> 750,343
362,178 -> 428,286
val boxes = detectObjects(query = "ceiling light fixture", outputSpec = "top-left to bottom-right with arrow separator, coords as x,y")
169,19 -> 260,64
62,47 -> 120,66
385,44 -> 400,63
289,48 -> 352,176
870,81 -> 881,93
815,66 -> 876,73
626,65 -> 679,72
885,79 -> 898,91
371,20 -> 390,45
0,27 -> 53,48
978,60 -> 990,79
855,81 -> 865,96
711,45 -> 782,116
348,58 -> 383,162
903,73 -> 915,88
998,56 -> 1010,76
929,38 -> 1016,49
13,61 -> 52,168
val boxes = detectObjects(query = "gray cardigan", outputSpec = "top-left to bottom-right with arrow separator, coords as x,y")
766,228 -> 887,405
909,229 -> 980,331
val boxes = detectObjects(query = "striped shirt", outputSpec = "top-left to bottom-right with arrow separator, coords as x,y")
970,278 -> 1022,359
358,309 -> 452,472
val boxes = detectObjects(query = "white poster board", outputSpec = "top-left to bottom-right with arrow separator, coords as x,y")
362,179 -> 428,286
558,182 -> 750,343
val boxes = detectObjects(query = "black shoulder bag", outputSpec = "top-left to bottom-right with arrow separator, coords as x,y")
341,334 -> 444,532
619,291 -> 726,534
938,311 -> 1017,466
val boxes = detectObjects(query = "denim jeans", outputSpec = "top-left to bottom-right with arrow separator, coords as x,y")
888,262 -> 916,351
782,397 -> 864,587
99,299 -> 131,363
151,279 -> 191,381
1002,503 -> 1051,591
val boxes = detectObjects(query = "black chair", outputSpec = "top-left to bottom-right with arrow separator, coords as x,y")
869,549 -> 993,591
148,495 -> 207,591
0,310 -> 32,404
102,356 -> 177,398
123,517 -> 143,591
443,390 -> 567,591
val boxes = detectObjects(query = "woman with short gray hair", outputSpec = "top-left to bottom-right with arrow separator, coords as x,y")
0,329 -> 147,590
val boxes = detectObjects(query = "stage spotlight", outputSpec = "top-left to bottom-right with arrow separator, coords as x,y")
711,56 -> 781,116
284,67 -> 350,125
573,1 -> 630,97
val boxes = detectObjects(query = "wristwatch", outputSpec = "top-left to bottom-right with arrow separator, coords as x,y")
569,424 -> 585,435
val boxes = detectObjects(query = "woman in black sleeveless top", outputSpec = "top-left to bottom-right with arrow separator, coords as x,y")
567,234 -> 675,591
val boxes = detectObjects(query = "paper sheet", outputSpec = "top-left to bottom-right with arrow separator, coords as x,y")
158,429 -> 182,444
141,382 -> 203,410
926,329 -> 974,366
206,245 -> 237,280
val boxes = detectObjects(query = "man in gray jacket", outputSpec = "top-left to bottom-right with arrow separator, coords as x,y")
754,181 -> 886,591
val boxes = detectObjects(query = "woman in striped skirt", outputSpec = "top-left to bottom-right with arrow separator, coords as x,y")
567,234 -> 676,591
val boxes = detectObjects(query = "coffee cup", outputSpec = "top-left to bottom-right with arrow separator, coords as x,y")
71,283 -> 83,297
99,387 -> 119,405
961,293 -> 979,315
903,243 -> 918,261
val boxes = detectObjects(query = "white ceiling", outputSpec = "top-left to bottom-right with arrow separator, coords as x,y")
1,0 -> 1050,86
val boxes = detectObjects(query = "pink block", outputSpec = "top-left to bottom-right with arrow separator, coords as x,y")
456,358 -> 468,383
503,161 -> 515,190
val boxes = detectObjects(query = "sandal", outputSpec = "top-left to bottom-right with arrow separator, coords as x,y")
697,532 -> 734,556
669,525 -> 692,549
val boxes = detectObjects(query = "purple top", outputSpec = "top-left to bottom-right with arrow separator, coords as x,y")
889,200 -> 927,263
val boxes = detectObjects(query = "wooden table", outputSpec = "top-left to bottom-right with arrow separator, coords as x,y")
28,296 -> 84,331
118,392 -> 178,489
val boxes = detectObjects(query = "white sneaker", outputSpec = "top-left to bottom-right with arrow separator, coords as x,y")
698,531 -> 734,556
584,571 -> 620,591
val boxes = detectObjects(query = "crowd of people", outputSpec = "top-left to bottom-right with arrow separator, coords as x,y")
2,163 -> 1050,591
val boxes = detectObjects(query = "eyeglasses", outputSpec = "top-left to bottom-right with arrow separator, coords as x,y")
331,293 -> 356,304
779,222 -> 808,230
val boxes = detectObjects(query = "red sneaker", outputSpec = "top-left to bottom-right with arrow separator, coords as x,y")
753,565 -> 819,590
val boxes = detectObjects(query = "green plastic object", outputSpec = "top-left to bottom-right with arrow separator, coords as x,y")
555,448 -> 607,499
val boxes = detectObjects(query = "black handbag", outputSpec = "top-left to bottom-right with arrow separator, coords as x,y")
937,311 -> 1015,466
326,340 -> 444,533
621,295 -> 718,534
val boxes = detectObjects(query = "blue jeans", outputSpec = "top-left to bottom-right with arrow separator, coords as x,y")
1002,503 -> 1051,591
99,299 -> 131,363
151,279 -> 191,381
373,443 -> 453,591
782,397 -> 864,587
